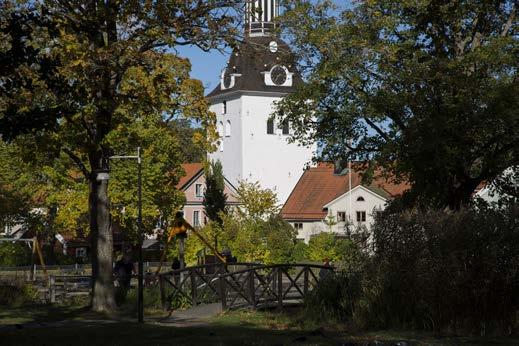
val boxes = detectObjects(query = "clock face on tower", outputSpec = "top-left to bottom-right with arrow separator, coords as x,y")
270,65 -> 288,86
222,68 -> 232,89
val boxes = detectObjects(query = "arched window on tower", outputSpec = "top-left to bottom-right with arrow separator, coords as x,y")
226,120 -> 231,137
267,118 -> 274,134
218,121 -> 224,151
282,119 -> 289,135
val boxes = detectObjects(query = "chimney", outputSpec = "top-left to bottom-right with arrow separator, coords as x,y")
333,158 -> 348,175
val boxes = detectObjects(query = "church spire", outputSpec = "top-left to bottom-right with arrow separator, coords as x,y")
245,0 -> 279,37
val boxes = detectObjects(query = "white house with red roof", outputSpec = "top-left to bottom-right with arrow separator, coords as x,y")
281,163 -> 409,242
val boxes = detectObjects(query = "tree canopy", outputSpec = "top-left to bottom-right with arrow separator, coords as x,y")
0,0 -> 242,312
277,0 -> 519,209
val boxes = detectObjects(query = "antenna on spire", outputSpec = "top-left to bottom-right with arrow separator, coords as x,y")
245,0 -> 279,37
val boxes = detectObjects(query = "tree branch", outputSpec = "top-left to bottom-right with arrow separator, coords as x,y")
363,117 -> 390,142
63,148 -> 90,178
501,3 -> 516,37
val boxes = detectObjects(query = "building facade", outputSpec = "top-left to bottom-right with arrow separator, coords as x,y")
281,163 -> 409,243
206,0 -> 314,204
177,163 -> 239,228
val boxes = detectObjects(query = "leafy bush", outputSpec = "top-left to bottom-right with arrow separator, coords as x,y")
0,282 -> 39,306
305,204 -> 519,336
307,232 -> 366,270
0,241 -> 32,266
304,270 -> 363,323
369,205 -> 519,335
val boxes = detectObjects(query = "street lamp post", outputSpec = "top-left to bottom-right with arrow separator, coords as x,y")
110,147 -> 144,323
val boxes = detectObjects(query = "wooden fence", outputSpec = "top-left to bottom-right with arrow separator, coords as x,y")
48,275 -> 92,303
159,263 -> 334,311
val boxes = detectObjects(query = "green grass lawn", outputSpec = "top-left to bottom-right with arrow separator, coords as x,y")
1,305 -> 518,346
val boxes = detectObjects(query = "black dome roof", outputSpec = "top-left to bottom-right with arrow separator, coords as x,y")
206,36 -> 302,99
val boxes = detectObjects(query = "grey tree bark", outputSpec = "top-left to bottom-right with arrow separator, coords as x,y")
89,174 -> 116,312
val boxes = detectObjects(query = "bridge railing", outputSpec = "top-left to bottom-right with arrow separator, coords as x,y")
217,264 -> 334,310
158,262 -> 263,310
158,263 -> 334,311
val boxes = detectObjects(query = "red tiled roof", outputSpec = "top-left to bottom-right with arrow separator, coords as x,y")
176,163 -> 204,190
281,163 -> 410,220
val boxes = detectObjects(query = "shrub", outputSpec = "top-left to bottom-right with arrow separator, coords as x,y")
0,282 -> 39,306
368,204 -> 519,335
0,241 -> 31,266
305,204 -> 519,336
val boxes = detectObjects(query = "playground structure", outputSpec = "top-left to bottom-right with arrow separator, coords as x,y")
2,217 -> 333,311
158,262 -> 333,311
155,212 -> 227,275
0,237 -> 47,281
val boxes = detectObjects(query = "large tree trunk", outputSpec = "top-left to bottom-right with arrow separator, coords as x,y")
446,176 -> 481,210
89,174 -> 116,312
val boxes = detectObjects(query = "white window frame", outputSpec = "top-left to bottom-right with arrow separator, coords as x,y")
195,184 -> 204,197
193,210 -> 200,227
337,211 -> 346,222
356,211 -> 366,223
75,247 -> 87,258
226,120 -> 231,137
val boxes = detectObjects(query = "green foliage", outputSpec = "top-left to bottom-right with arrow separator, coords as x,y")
0,283 -> 39,307
304,270 -> 363,324
203,160 -> 227,226
278,0 -> 519,209
196,181 -> 297,264
305,204 -> 519,336
235,181 -> 280,220
306,232 -> 364,269
0,242 -> 32,266
221,213 -> 297,264
0,1 -> 243,310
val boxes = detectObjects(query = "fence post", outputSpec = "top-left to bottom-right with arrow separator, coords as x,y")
248,269 -> 256,309
159,274 -> 167,311
277,267 -> 283,311
218,274 -> 227,310
303,266 -> 309,297
50,276 -> 56,303
190,268 -> 197,306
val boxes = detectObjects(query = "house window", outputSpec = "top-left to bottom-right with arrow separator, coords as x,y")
357,196 -> 365,202
193,211 -> 200,227
195,184 -> 204,197
337,212 -> 346,222
267,118 -> 274,134
222,100 -> 227,114
75,247 -> 87,258
282,119 -> 289,135
356,211 -> 366,222
226,120 -> 231,137
293,223 -> 303,230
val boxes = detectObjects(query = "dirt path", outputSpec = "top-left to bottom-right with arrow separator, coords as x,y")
151,302 -> 222,327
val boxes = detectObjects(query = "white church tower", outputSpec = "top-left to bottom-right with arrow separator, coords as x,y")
207,0 -> 314,204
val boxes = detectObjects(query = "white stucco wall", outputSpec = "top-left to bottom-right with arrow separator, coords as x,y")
209,93 -> 315,205
208,96 -> 243,187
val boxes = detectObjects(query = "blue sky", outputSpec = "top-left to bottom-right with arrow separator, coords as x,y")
177,1 -> 348,95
